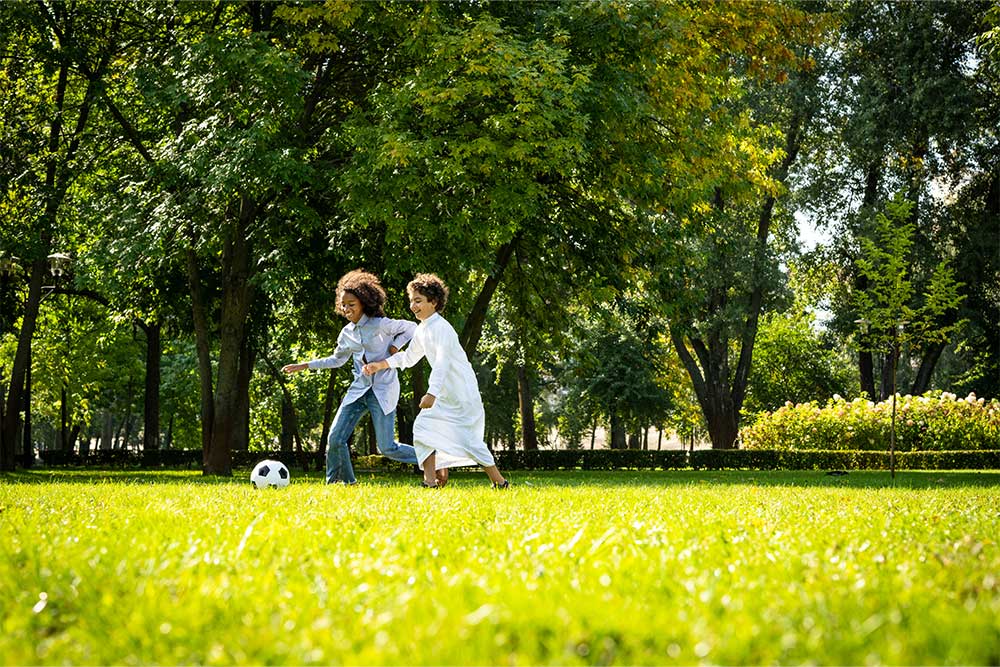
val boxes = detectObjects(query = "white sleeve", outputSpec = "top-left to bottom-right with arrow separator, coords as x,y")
306,329 -> 352,370
426,324 -> 458,398
385,329 -> 425,370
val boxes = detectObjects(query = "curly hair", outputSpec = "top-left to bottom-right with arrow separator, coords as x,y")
337,269 -> 386,317
407,273 -> 449,312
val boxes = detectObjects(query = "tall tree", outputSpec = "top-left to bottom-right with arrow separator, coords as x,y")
651,7 -> 828,449
800,0 -> 992,399
0,1 -> 129,470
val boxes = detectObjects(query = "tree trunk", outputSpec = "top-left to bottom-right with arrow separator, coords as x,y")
232,331 -> 253,452
320,370 -> 338,462
879,351 -> 895,401
280,392 -> 294,452
186,241 -> 215,461
517,364 -> 538,451
609,410 -> 626,450
21,344 -> 32,460
2,266 -> 47,472
60,386 -> 70,452
366,417 -> 377,455
102,411 -> 114,450
859,349 -> 877,400
628,432 -> 640,450
69,424 -> 82,456
459,235 -> 519,355
408,363 -> 428,440
165,413 -> 174,449
670,329 -> 741,450
142,322 -> 161,451
857,160 -> 882,398
205,199 -> 258,476
120,379 -> 135,450
911,341 -> 946,396
1,54 -> 100,470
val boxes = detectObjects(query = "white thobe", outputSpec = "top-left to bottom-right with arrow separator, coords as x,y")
306,314 -> 416,415
386,313 -> 496,470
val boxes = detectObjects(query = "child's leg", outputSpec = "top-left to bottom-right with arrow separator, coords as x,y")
325,399 -> 368,484
367,392 -> 418,464
422,453 -> 438,486
483,465 -> 506,485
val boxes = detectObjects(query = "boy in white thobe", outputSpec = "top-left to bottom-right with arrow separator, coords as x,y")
363,274 -> 509,489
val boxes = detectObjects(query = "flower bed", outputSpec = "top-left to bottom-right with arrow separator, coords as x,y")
741,391 -> 1000,452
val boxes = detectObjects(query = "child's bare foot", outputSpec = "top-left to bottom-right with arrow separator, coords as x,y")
435,468 -> 449,488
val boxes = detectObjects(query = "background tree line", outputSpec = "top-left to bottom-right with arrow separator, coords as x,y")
2,0 -> 996,474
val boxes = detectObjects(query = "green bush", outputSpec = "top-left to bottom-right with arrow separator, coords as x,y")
741,391 -> 1000,452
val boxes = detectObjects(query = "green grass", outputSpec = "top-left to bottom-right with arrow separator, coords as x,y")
2,469 -> 999,665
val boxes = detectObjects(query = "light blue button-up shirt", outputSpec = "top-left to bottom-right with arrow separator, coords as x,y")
307,314 -> 417,415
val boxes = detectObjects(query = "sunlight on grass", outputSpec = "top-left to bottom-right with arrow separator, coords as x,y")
1,470 -> 998,665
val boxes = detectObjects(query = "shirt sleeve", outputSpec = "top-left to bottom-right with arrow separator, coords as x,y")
306,329 -> 353,370
385,328 -> 425,370
426,323 -> 457,398
384,318 -> 417,349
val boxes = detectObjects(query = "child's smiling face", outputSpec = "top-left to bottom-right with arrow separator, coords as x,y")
408,291 -> 437,321
339,292 -> 364,324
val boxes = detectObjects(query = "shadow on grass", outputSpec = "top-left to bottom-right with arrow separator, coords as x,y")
3,468 -> 1000,490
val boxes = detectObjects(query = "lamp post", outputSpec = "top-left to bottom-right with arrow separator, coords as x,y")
3,252 -> 72,463
856,316 -> 906,482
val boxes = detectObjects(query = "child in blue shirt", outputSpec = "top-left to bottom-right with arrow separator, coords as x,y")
283,270 -> 419,484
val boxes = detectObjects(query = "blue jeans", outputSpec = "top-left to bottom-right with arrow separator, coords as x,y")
326,389 -> 417,484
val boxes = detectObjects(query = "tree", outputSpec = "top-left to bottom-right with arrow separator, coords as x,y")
654,12 -> 828,449
851,195 -> 965,476
797,0 -> 993,399
0,1 -> 132,470
743,309 -> 856,419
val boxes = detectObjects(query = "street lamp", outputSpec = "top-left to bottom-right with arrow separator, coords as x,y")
0,253 -> 18,278
47,253 -> 72,280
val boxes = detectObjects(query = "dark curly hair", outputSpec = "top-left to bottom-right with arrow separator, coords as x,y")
337,269 -> 386,317
407,273 -> 449,312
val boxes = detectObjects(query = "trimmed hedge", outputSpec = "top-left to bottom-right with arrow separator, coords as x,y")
36,449 -> 320,470
30,447 -> 1000,471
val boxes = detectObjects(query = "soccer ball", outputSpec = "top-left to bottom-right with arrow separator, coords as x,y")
251,460 -> 290,489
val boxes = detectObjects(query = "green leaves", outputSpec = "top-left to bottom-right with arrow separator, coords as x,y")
852,194 -> 965,353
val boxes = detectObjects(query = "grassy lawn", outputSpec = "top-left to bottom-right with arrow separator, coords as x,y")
1,469 -> 998,665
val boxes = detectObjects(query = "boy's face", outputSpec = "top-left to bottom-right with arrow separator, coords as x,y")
408,290 -> 437,321
339,292 -> 364,324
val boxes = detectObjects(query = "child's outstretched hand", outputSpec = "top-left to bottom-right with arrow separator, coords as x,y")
282,363 -> 307,373
362,360 -> 389,376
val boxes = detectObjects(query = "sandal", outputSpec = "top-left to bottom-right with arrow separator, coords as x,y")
421,481 -> 439,488
492,479 -> 510,490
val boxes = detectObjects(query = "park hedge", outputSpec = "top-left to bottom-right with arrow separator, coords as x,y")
742,391 -> 1000,452
29,447 -> 1000,471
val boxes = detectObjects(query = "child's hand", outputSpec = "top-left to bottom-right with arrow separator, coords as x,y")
362,361 -> 387,376
282,363 -> 307,373
419,393 -> 436,409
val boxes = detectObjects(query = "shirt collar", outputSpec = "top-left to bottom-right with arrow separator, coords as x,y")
349,314 -> 370,331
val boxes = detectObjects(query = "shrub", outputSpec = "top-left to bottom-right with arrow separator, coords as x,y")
741,391 -> 1000,452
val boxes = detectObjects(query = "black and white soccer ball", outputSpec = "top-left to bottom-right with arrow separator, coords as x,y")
250,459 -> 290,489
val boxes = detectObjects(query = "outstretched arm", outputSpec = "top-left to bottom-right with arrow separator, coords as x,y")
284,329 -> 353,373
